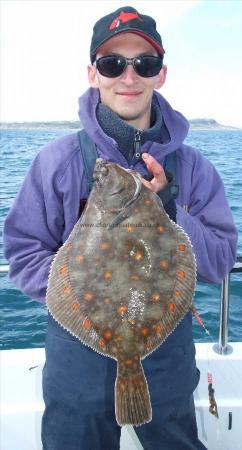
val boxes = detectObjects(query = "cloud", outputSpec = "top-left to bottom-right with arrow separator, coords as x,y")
0,0 -> 211,122
206,13 -> 242,30
163,66 -> 242,128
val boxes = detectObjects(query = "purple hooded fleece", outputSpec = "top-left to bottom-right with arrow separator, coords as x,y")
3,88 -> 237,307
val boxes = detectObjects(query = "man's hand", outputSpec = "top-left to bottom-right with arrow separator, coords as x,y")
141,153 -> 168,193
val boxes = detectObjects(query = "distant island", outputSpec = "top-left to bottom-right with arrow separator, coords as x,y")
0,121 -> 81,130
189,118 -> 239,130
0,118 -> 240,131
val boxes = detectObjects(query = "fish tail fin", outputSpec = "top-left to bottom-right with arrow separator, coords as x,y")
115,359 -> 152,426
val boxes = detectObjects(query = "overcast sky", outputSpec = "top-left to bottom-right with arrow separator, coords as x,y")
1,0 -> 242,126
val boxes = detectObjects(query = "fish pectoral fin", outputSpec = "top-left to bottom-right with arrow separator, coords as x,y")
108,185 -> 141,229
115,358 -> 152,426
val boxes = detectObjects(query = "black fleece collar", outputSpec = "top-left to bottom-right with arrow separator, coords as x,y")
96,97 -> 167,163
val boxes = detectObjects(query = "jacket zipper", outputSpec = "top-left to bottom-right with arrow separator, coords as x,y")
134,131 -> 142,158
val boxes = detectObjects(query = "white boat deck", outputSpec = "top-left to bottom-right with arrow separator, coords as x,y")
1,342 -> 242,450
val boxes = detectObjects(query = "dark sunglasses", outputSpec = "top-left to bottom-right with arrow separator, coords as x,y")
95,55 -> 163,78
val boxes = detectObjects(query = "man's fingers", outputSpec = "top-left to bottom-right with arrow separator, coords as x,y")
142,153 -> 163,176
141,153 -> 168,193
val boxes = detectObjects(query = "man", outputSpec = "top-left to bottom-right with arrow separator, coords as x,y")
4,6 -> 237,450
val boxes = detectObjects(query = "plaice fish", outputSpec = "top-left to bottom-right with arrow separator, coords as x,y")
46,158 -> 196,426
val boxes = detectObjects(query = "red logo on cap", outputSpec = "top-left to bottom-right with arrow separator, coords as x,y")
109,11 -> 143,30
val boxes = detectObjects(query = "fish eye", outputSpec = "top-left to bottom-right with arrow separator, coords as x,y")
100,166 -> 109,176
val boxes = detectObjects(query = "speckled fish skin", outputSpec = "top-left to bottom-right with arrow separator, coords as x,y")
46,158 -> 196,426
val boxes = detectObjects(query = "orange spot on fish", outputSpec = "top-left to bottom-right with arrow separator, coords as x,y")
99,338 -> 106,348
151,292 -> 161,302
168,303 -> 175,313
59,265 -> 68,275
175,289 -> 182,297
133,250 -> 143,261
82,318 -> 91,329
157,225 -> 165,233
134,208 -> 139,213
100,242 -> 110,250
117,305 -> 128,314
125,359 -> 133,365
177,270 -> 185,279
71,302 -> 79,311
103,329 -> 113,340
140,326 -> 150,337
104,297 -> 111,304
127,225 -> 134,232
63,286 -> 71,295
76,255 -> 84,263
66,243 -> 72,249
128,319 -> 136,325
131,274 -> 140,281
154,324 -> 162,334
178,244 -> 186,252
84,291 -> 94,301
144,199 -> 151,205
159,260 -> 169,270
104,271 -> 112,280
115,336 -> 123,342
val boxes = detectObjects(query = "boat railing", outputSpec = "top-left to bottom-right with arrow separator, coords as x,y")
214,256 -> 242,355
0,265 -> 10,274
1,257 -> 242,355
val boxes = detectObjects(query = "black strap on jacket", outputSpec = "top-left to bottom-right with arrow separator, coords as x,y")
78,128 -> 179,207
78,129 -> 99,193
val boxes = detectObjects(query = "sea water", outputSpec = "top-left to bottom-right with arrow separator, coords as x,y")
0,128 -> 241,349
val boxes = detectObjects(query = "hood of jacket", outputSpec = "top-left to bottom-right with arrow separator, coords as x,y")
78,87 -> 189,174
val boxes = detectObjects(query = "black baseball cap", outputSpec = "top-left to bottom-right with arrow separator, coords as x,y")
90,6 -> 165,63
